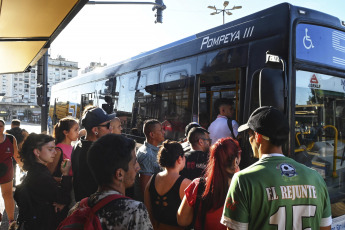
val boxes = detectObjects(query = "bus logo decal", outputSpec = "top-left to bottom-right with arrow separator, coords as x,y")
200,26 -> 254,50
243,26 -> 255,39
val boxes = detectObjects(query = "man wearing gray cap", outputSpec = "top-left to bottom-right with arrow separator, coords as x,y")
71,107 -> 115,202
221,106 -> 332,230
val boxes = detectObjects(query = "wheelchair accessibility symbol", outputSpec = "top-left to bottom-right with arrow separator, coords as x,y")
303,28 -> 314,49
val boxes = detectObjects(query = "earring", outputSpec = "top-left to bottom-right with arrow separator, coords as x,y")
95,132 -> 98,135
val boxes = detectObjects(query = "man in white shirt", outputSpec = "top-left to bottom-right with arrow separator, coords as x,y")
208,98 -> 238,145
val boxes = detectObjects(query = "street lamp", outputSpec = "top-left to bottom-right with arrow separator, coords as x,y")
208,1 -> 242,24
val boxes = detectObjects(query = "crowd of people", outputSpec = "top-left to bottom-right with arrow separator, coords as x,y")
0,99 -> 332,229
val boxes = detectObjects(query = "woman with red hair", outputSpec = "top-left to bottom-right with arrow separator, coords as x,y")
177,137 -> 241,230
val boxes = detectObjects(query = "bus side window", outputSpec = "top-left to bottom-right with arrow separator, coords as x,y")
135,67 -> 194,141
116,74 -> 136,136
81,93 -> 95,115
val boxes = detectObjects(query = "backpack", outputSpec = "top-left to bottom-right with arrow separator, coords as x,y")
227,119 -> 236,139
57,194 -> 128,230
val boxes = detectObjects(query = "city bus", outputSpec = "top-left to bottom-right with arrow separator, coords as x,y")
50,3 -> 345,227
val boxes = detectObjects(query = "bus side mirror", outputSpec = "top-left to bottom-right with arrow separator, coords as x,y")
259,68 -> 286,113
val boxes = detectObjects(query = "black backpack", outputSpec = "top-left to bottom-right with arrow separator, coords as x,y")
227,119 -> 236,139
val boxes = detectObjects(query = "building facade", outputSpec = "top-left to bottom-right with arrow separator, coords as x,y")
0,55 -> 79,122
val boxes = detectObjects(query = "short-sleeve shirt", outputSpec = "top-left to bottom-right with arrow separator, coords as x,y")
134,142 -> 161,201
180,150 -> 208,180
221,155 -> 332,229
208,116 -> 238,145
136,141 -> 161,175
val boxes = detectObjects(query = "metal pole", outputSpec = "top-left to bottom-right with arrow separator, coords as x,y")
223,10 -> 225,24
39,51 -> 49,133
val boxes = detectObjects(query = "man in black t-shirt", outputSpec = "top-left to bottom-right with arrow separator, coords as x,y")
180,127 -> 211,180
181,122 -> 201,153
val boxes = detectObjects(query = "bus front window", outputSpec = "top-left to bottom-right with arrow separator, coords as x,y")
295,70 -> 345,217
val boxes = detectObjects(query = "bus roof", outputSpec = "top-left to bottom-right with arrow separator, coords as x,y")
52,2 -> 342,91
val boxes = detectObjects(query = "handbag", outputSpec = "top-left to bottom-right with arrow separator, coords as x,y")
189,177 -> 206,230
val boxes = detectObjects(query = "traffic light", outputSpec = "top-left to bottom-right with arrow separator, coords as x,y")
36,85 -> 43,97
153,0 -> 166,23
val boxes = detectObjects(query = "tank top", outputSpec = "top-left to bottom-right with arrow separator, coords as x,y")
56,143 -> 73,160
0,135 -> 14,162
149,174 -> 185,226
56,143 -> 73,176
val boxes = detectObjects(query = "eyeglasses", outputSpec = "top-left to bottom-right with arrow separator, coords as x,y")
98,122 -> 111,129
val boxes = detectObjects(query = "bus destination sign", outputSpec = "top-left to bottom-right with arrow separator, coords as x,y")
296,23 -> 345,69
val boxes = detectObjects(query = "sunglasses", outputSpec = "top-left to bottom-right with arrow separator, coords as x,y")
98,122 -> 111,129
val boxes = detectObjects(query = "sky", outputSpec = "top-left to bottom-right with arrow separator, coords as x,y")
50,0 -> 345,73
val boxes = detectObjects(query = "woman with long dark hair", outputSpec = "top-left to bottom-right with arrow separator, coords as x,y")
14,133 -> 72,229
177,137 -> 241,230
144,140 -> 191,230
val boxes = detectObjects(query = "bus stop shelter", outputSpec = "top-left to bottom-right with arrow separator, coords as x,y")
0,0 -> 88,74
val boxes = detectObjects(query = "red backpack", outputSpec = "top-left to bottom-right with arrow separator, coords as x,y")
57,194 -> 128,230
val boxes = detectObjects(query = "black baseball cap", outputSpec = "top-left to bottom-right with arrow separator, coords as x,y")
81,108 -> 116,130
238,106 -> 289,140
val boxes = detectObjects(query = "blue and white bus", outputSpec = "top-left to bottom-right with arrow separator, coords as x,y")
50,3 -> 345,227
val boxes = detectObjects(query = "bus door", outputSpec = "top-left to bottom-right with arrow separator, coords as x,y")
295,70 -> 345,217
198,68 -> 241,130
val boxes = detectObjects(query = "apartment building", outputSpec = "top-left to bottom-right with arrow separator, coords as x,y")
0,56 -> 79,122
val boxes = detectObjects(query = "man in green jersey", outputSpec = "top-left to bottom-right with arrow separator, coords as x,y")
221,106 -> 332,230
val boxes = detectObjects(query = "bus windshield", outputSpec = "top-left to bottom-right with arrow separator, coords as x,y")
295,70 -> 345,217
